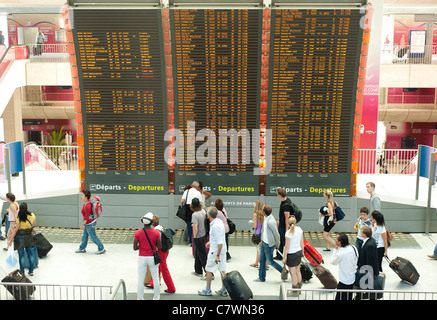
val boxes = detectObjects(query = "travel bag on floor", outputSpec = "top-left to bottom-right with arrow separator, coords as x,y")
33,233 -> 53,258
313,265 -> 337,289
1,269 -> 35,300
221,269 -> 253,300
303,240 -> 324,267
300,260 -> 313,282
385,256 -> 419,285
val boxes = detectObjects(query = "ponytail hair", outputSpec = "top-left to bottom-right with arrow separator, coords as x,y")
324,189 -> 335,208
287,216 -> 297,235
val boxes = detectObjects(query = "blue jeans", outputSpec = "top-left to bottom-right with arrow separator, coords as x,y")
258,241 -> 283,282
18,247 -> 35,274
79,221 -> 104,251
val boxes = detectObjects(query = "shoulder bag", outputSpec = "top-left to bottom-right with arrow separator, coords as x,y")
143,228 -> 161,265
176,189 -> 190,221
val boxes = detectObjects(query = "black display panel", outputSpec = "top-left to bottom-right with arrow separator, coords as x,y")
266,9 -> 364,197
73,9 -> 168,194
171,9 -> 262,195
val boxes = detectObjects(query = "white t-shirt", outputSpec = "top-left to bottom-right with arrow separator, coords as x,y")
373,225 -> 386,248
330,245 -> 358,285
285,226 -> 303,254
181,187 -> 202,205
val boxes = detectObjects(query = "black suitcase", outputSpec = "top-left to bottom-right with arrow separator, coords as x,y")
2,269 -> 35,300
386,256 -> 419,285
33,233 -> 53,258
221,270 -> 253,300
300,260 -> 313,282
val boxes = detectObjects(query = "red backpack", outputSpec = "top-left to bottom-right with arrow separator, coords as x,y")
88,196 -> 102,219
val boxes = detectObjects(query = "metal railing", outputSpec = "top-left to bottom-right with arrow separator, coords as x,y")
358,149 -> 417,175
110,279 -> 127,300
279,284 -> 437,300
0,282 -> 113,300
25,144 -> 78,171
381,44 -> 437,65
28,44 -> 69,63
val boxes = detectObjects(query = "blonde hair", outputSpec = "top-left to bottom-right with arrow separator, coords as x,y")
254,200 -> 264,225
324,189 -> 335,209
287,216 -> 297,235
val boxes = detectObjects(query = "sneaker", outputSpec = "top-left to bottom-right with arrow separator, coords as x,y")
75,249 -> 86,253
192,272 -> 203,277
95,249 -> 106,254
215,288 -> 228,297
198,288 -> 212,296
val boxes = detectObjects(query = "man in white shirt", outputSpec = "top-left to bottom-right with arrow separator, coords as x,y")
198,206 -> 228,297
330,233 -> 358,300
181,181 -> 202,245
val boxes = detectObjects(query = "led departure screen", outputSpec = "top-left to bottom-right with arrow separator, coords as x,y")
171,9 -> 262,195
73,9 -> 168,193
266,9 -> 364,196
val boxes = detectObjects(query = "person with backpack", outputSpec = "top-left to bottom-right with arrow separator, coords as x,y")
145,215 -> 176,294
75,189 -> 106,254
274,188 -> 294,260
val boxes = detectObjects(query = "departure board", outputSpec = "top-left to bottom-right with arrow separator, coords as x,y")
73,9 -> 168,194
171,9 -> 262,195
266,9 -> 364,197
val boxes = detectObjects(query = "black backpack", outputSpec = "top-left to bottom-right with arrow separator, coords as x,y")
282,199 -> 302,223
160,228 -> 175,252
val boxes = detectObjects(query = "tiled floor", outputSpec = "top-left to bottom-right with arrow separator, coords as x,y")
33,227 -> 422,249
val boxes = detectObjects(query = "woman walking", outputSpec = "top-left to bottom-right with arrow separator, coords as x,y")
283,216 -> 304,296
250,200 -> 265,268
2,193 -> 19,251
322,189 -> 336,251
14,203 -> 36,276
371,210 -> 388,273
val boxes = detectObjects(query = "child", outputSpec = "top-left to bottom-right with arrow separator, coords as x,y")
353,207 -> 372,252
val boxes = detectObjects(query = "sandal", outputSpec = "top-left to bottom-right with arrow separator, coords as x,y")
250,264 -> 258,268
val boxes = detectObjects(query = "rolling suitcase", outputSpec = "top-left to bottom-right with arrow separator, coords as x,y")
221,269 -> 253,300
33,233 -> 53,258
303,240 -> 324,267
386,256 -> 419,285
300,260 -> 313,282
313,265 -> 337,289
1,269 -> 35,300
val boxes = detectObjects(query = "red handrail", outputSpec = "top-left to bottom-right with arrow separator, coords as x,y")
0,45 -> 30,80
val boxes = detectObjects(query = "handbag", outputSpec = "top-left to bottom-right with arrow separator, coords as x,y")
334,204 -> 346,221
143,229 -> 161,265
176,189 -> 190,221
281,265 -> 288,281
251,233 -> 261,245
222,210 -> 236,235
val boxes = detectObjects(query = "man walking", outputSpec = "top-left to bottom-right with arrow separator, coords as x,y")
75,189 -> 106,254
257,205 -> 283,282
275,188 -> 293,260
366,182 -> 381,213
198,207 -> 228,297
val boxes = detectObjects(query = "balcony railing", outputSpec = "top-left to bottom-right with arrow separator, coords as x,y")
28,43 -> 69,63
358,149 -> 417,175
381,44 -> 437,65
